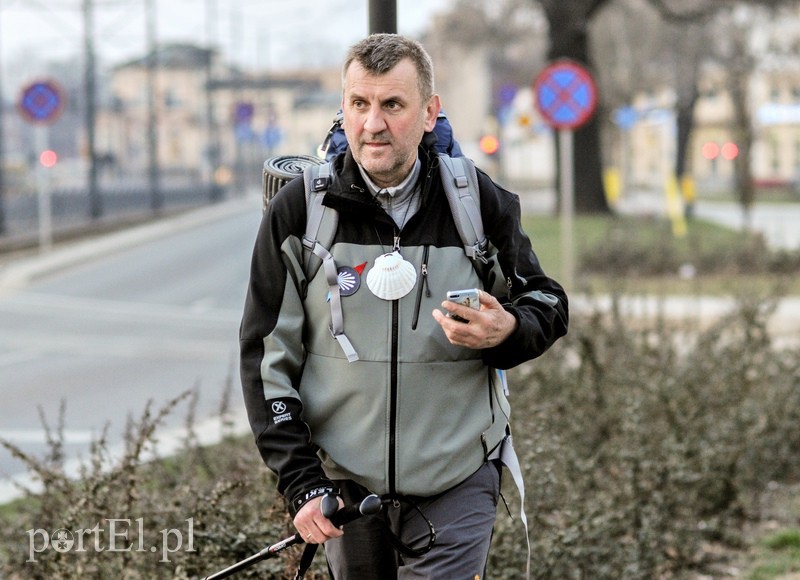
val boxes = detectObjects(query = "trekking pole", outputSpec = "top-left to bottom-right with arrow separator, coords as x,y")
203,493 -> 382,580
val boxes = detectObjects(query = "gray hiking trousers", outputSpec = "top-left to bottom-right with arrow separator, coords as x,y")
324,460 -> 501,579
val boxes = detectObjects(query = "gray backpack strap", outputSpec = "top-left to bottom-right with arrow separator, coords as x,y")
302,163 -> 336,280
302,163 -> 359,363
489,429 -> 531,580
437,154 -> 488,263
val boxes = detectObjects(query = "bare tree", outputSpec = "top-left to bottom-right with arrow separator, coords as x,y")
537,0 -> 614,213
715,6 -> 758,230
650,0 -> 799,228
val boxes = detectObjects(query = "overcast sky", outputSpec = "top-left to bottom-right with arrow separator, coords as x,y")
0,0 -> 451,75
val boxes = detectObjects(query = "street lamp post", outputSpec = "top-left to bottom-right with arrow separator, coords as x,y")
0,0 -> 6,236
368,0 -> 396,34
83,0 -> 101,219
145,0 -> 161,213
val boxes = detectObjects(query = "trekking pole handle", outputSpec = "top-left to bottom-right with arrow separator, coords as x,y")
322,493 -> 383,527
202,494 -> 382,580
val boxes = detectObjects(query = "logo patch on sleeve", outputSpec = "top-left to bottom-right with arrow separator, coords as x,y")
271,400 -> 292,424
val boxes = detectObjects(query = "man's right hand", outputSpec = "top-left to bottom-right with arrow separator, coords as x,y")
293,495 -> 345,544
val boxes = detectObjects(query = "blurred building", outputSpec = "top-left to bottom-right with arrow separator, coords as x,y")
5,16 -> 798,203
615,6 -> 800,198
97,43 -> 340,190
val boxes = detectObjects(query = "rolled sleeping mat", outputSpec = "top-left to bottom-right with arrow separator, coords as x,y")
262,155 -> 324,212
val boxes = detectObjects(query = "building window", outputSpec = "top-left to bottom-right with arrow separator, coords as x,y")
164,89 -> 180,109
794,137 -> 800,173
771,137 -> 780,173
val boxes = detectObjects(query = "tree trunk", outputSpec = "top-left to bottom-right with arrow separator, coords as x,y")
727,38 -> 756,232
541,0 -> 611,214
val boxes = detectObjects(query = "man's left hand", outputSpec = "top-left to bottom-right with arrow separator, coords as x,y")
432,290 -> 517,349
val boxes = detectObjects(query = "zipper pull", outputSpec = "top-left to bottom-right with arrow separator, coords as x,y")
411,246 -> 430,330
393,236 -> 401,251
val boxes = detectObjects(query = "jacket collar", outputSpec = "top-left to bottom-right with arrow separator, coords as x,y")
323,139 -> 436,218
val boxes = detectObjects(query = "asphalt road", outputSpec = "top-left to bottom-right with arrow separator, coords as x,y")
0,194 -> 264,501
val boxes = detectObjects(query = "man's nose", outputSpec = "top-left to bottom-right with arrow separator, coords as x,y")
363,107 -> 387,134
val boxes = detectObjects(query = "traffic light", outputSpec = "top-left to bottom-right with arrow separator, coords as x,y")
39,149 -> 58,168
479,134 -> 500,156
701,142 -> 720,160
721,142 -> 739,160
701,141 -> 738,161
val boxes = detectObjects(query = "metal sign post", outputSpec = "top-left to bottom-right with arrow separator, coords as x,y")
17,79 -> 66,252
534,59 -> 598,291
34,127 -> 53,251
558,129 -> 574,291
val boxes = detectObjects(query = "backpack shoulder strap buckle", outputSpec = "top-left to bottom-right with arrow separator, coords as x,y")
437,154 -> 488,264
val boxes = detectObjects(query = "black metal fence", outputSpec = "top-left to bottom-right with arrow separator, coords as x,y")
0,181 -> 226,249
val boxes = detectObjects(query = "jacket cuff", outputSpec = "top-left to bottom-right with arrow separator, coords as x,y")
289,484 -> 340,517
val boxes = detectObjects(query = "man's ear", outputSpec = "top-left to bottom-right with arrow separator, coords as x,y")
424,95 -> 441,132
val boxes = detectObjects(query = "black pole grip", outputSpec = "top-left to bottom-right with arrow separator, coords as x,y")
323,493 -> 383,527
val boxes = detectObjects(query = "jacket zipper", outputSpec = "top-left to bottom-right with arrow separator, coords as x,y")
390,160 -> 435,492
389,299 -> 400,495
411,245 -> 430,330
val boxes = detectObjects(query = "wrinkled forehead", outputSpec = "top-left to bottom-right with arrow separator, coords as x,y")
343,58 -> 426,102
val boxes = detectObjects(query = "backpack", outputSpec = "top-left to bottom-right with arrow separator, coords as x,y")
301,152 -> 486,363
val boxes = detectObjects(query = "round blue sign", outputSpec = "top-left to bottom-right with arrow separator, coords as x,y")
533,60 -> 598,130
18,80 -> 66,125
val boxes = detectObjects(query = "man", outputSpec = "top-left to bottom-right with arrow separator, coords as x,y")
240,33 -> 568,578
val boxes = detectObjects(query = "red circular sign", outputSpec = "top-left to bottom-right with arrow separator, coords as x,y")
17,80 -> 66,125
533,60 -> 598,130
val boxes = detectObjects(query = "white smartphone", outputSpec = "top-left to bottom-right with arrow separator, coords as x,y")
446,288 -> 480,322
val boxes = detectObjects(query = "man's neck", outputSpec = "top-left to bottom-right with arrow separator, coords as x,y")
358,160 -> 421,198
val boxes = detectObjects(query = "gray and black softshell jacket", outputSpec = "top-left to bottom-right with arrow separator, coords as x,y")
239,139 -> 568,515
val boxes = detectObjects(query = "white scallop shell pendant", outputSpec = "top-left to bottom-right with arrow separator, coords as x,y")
365,251 -> 417,301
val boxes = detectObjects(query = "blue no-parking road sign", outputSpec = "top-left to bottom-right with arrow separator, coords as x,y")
533,59 -> 598,130
17,80 -> 66,125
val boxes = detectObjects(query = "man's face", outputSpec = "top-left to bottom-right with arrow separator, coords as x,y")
342,58 -> 440,188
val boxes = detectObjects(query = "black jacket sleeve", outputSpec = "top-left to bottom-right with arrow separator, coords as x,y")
475,169 -> 569,369
239,179 -> 335,515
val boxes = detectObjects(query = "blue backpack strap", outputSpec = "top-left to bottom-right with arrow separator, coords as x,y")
301,163 -> 359,363
437,154 -> 487,264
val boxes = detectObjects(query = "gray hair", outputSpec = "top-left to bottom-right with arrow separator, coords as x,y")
342,33 -> 435,101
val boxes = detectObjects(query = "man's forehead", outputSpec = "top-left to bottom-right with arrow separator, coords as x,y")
344,60 -> 420,97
